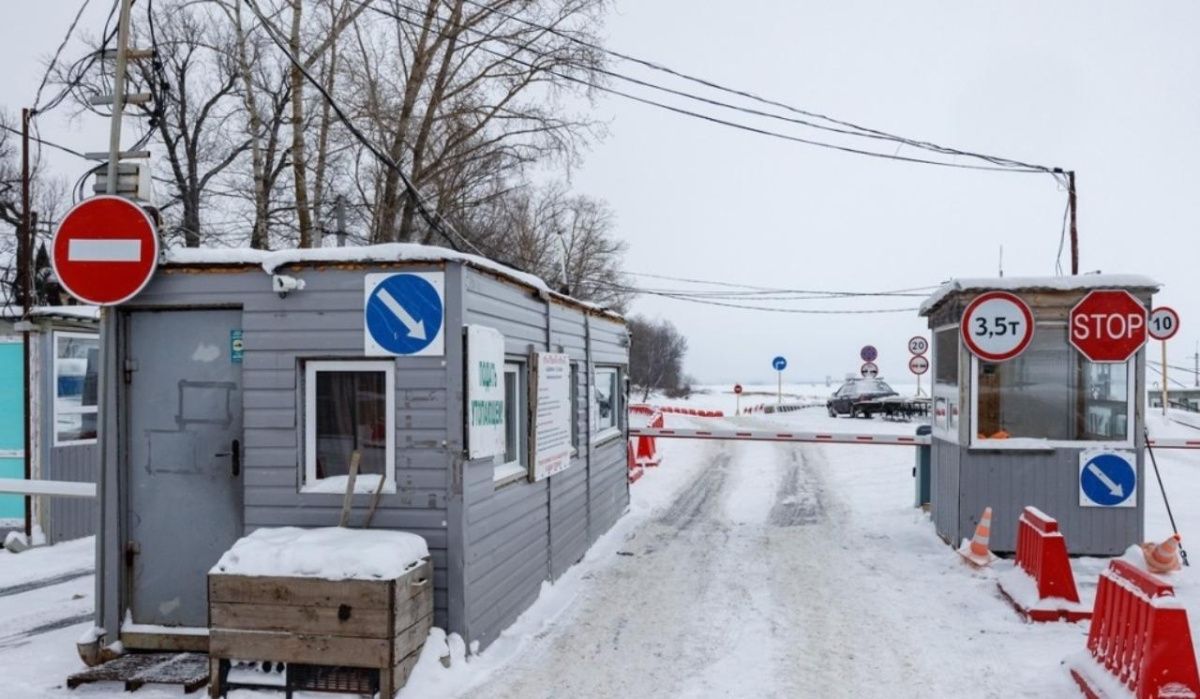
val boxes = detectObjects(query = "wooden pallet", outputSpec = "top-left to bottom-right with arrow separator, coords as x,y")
66,652 -> 209,693
207,558 -> 432,698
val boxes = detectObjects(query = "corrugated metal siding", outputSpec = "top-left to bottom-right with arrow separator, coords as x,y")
117,264 -> 455,627
42,445 -> 97,543
461,270 -> 628,648
953,445 -> 1142,556
930,437 -> 959,544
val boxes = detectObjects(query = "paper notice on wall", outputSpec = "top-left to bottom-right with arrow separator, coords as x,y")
532,352 -> 573,481
466,326 -> 506,459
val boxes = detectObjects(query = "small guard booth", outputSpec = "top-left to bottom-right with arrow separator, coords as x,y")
920,275 -> 1158,556
92,244 -> 630,654
0,306 -> 100,544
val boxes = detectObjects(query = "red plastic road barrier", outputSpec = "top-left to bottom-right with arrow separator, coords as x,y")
627,440 -> 643,484
1067,560 -> 1200,698
628,404 -> 724,418
634,412 -> 663,467
997,507 -> 1090,622
1146,437 -> 1200,449
629,426 -> 927,447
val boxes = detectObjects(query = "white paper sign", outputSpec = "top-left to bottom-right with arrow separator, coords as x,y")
466,326 -> 506,459
532,352 -> 573,481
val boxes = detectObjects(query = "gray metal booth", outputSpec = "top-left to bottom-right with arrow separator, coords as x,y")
0,307 -> 100,544
920,276 -> 1157,556
93,246 -> 630,653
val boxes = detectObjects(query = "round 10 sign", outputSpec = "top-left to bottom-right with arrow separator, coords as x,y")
960,291 -> 1035,362
1149,307 -> 1180,341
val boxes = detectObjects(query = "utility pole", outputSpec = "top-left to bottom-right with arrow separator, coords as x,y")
104,0 -> 135,193
20,107 -> 32,539
1068,170 -> 1078,275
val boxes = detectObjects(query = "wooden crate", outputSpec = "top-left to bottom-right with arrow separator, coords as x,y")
207,558 -> 432,698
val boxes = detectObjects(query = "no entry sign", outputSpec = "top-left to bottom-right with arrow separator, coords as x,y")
960,291 -> 1035,362
733,383 -> 743,395
52,195 -> 158,306
1070,290 -> 1147,363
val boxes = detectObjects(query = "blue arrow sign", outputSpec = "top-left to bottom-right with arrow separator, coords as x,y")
772,356 -> 787,371
364,273 -> 444,356
1079,451 -> 1136,508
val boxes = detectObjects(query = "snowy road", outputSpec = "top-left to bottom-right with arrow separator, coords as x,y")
468,434 -> 1084,699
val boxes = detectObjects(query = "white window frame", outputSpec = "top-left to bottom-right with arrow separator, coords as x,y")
968,322 -> 1137,451
303,360 -> 396,492
591,366 -> 622,444
53,331 -> 99,447
494,361 -> 527,485
931,323 -> 960,443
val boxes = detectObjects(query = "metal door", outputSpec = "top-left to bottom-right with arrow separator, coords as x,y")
126,309 -> 243,628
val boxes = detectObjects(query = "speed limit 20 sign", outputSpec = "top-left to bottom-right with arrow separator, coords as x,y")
960,291 -> 1035,362
907,336 -> 929,355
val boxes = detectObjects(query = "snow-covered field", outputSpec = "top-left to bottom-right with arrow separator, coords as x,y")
0,397 -> 1197,698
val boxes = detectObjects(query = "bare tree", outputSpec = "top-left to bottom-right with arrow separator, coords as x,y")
627,316 -> 689,401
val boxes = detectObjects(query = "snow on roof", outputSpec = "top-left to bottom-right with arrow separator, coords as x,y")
211,526 -> 429,581
162,243 -> 625,319
30,305 -> 101,322
919,274 -> 1160,315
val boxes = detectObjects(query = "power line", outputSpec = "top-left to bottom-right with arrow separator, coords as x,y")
0,124 -> 89,159
590,278 -> 919,314
620,270 -> 939,296
356,0 -> 1054,174
452,0 -> 1060,173
32,0 -> 97,112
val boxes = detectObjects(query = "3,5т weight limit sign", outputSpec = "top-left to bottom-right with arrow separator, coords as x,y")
960,291 -> 1035,362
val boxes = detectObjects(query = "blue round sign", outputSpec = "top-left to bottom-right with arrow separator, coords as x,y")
860,345 -> 878,362
365,274 -> 444,355
772,356 -> 787,371
1080,452 -> 1136,507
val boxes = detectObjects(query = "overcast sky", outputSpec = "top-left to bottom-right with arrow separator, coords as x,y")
5,2 -> 1199,385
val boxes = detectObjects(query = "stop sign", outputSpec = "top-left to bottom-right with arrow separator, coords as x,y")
1069,290 -> 1148,363
51,195 -> 158,306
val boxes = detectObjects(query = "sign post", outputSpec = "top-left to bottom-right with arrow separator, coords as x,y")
772,356 -> 787,405
733,383 -> 743,415
907,336 -> 928,396
1149,306 -> 1181,416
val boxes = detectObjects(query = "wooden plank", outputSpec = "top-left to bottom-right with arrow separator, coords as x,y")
209,629 -> 389,668
120,631 -> 209,653
210,602 -> 390,638
394,583 -> 434,634
393,613 -> 433,660
208,575 -> 391,610
394,561 -> 433,601
391,647 -> 423,695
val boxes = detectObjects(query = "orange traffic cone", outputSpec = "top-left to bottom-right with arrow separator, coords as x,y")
1140,534 -> 1183,575
958,507 -> 998,567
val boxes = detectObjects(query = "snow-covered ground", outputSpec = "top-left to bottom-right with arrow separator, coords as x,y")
0,400 -> 1197,698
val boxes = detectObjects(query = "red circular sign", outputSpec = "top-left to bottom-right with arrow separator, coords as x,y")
733,384 -> 743,394
1149,306 -> 1180,341
860,362 -> 879,377
909,355 -> 929,375
908,336 -> 929,356
960,291 -> 1035,362
51,195 -> 158,306
1069,290 -> 1148,363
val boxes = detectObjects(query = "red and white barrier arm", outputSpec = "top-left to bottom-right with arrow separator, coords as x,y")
1147,437 -> 1200,450
0,478 -> 96,498
628,426 -> 929,446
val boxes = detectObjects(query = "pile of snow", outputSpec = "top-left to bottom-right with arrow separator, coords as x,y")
211,527 -> 428,581
919,273 -> 1160,315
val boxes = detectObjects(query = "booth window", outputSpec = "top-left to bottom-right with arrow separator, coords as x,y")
53,332 -> 99,445
934,327 -> 958,385
593,366 -> 621,441
495,362 -> 527,485
304,361 -> 394,492
975,325 -> 1131,443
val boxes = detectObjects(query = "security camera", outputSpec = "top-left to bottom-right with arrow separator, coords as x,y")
272,274 -> 306,298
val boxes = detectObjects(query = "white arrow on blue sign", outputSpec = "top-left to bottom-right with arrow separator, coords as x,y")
364,272 -> 445,356
1078,450 -> 1137,508
772,356 -> 787,371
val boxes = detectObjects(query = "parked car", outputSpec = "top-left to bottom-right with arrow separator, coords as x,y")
827,377 -> 899,417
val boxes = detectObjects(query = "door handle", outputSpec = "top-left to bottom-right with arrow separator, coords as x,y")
217,440 -> 241,477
